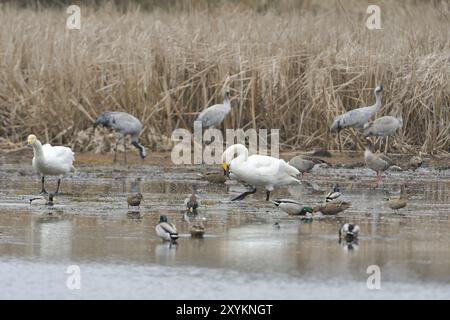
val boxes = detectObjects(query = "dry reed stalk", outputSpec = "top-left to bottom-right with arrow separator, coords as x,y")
0,1 -> 449,155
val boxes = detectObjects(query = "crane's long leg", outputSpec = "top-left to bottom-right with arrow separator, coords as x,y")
384,136 -> 389,154
123,137 -> 127,164
40,176 -> 47,195
231,186 -> 257,201
114,137 -> 121,163
55,179 -> 61,194
338,130 -> 342,153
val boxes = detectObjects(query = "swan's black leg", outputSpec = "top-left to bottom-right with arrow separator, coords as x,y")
39,176 -> 48,195
55,179 -> 61,194
266,190 -> 271,201
231,186 -> 257,201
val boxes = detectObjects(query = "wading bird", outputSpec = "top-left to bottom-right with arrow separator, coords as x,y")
339,223 -> 360,241
409,155 -> 423,171
288,156 -> 325,177
313,201 -> 351,215
385,185 -> 407,213
196,89 -> 231,129
331,85 -> 383,151
94,111 -> 146,163
270,199 -> 313,216
155,215 -> 179,242
29,193 -> 55,206
28,134 -> 75,194
326,184 -> 342,202
199,170 -> 227,184
364,139 -> 396,186
190,224 -> 205,238
127,193 -> 143,210
222,144 -> 300,201
364,114 -> 403,153
184,192 -> 199,215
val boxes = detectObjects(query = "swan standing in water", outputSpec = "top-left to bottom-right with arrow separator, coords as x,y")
28,134 -> 75,194
222,144 -> 300,201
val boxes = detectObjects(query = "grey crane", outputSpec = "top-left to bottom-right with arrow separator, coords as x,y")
94,111 -> 146,163
364,114 -> 403,153
196,89 -> 231,129
288,155 -> 325,177
331,85 -> 384,151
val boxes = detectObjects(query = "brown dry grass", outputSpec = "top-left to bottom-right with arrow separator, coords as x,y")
0,0 -> 449,154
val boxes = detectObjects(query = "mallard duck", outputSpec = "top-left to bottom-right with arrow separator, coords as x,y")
288,156 -> 324,176
385,185 -> 407,213
313,201 -> 351,215
364,138 -> 396,185
222,144 -> 300,201
270,199 -> 313,216
28,134 -> 75,194
155,215 -> 179,242
326,184 -> 341,202
200,171 -> 227,184
184,193 -> 199,215
190,224 -> 205,238
127,193 -> 143,209
339,223 -> 360,241
29,193 -> 55,206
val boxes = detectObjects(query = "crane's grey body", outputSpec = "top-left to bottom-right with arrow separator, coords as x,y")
196,90 -> 231,128
364,115 -> 403,137
331,85 -> 383,131
94,111 -> 146,162
289,156 -> 324,174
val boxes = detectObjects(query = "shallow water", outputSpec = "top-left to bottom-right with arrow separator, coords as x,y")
1,156 -> 450,299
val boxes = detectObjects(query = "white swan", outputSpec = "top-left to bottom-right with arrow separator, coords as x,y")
28,134 -> 75,194
222,144 -> 300,201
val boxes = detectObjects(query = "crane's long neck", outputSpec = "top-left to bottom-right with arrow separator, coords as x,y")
32,140 -> 44,159
223,94 -> 231,110
131,140 -> 147,159
370,92 -> 382,114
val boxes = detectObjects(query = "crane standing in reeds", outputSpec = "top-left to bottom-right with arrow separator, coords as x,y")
94,111 -> 147,164
331,85 -> 384,152
364,113 -> 403,154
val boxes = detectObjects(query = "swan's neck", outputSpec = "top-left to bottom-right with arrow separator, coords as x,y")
230,145 -> 248,166
32,140 -> 44,158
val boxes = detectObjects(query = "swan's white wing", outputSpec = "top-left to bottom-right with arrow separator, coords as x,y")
232,155 -> 299,188
41,144 -> 75,174
245,155 -> 281,177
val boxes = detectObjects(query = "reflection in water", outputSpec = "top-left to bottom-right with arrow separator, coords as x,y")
0,160 -> 450,298
33,215 -> 73,259
154,242 -> 178,264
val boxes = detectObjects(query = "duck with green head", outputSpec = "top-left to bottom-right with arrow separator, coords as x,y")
155,215 -> 179,242
270,199 -> 313,216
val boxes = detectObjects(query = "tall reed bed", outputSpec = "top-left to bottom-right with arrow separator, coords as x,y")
0,0 -> 449,154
